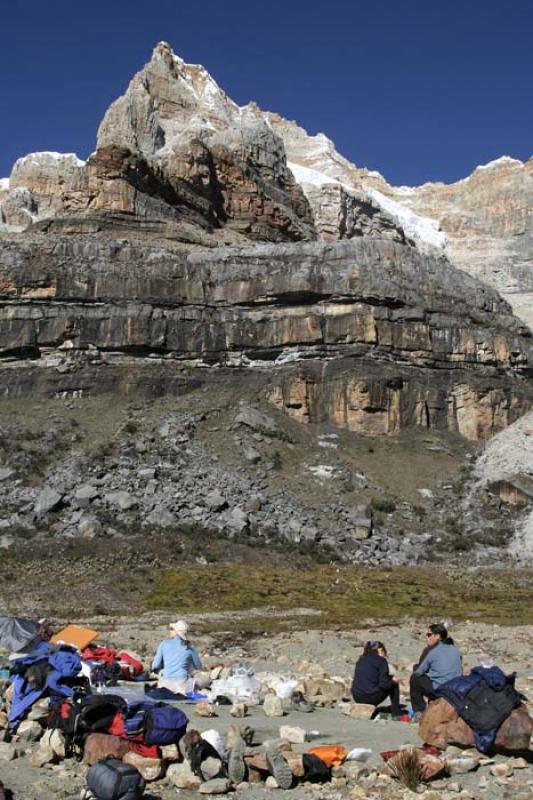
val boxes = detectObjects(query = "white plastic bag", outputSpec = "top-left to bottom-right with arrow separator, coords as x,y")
202,729 -> 227,759
345,747 -> 372,762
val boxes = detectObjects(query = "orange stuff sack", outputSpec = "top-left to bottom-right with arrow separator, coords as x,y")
307,744 -> 349,766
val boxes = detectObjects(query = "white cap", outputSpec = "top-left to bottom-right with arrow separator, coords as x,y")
169,620 -> 189,639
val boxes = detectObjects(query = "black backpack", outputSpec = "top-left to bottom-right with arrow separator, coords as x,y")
302,753 -> 331,783
50,692 -> 127,759
87,758 -> 145,800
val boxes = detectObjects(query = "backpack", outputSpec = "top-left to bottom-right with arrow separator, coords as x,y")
143,703 -> 188,746
50,693 -> 127,759
302,753 -> 332,783
122,702 -> 153,738
87,757 -> 145,800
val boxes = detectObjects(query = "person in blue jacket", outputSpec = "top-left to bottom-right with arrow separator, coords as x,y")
351,640 -> 402,718
152,620 -> 202,694
410,622 -> 463,720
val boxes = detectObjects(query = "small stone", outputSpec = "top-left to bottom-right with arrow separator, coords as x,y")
122,751 -> 163,781
490,763 -> 513,777
199,778 -> 231,794
74,484 -> 99,506
0,468 -> 14,481
104,491 -> 136,511
244,447 -> 261,464
17,720 -> 43,742
78,515 -> 103,538
138,467 -> 156,480
447,756 -> 479,774
40,729 -> 66,758
195,701 -> 217,718
27,699 -> 50,721
509,757 -> 528,769
167,761 -> 202,790
265,776 -> 279,789
343,762 -> 370,781
339,701 -> 375,719
29,747 -> 55,767
245,495 -> 262,513
201,756 -> 223,780
0,742 -> 16,761
205,492 -> 228,511
230,702 -> 248,718
34,487 -> 63,515
263,694 -> 285,717
279,725 -> 306,744
160,744 -> 180,760
146,506 -> 176,527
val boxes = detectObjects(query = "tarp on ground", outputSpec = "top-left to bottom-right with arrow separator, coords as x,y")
0,616 -> 41,652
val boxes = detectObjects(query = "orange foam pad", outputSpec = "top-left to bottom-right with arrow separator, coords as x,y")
50,624 -> 99,650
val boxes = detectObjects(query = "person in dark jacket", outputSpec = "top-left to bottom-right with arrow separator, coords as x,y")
351,640 -> 402,718
410,623 -> 463,721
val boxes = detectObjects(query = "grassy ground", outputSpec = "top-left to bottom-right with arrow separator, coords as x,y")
145,564 -> 533,634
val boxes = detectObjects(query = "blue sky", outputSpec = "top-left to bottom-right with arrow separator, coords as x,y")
2,0 -> 532,185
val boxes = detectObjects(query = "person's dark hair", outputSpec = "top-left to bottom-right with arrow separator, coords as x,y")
357,640 -> 386,662
428,623 -> 453,644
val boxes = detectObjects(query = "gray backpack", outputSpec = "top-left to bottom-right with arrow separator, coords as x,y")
86,758 -> 145,800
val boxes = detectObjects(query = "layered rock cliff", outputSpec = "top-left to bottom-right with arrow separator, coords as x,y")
1,232 -> 531,441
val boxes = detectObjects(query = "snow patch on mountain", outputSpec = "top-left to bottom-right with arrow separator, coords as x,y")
365,187 -> 446,249
288,162 -> 339,188
0,178 -> 9,191
12,152 -> 86,172
475,156 -> 523,172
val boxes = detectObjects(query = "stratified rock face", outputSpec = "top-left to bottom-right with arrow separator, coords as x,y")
1,235 -> 531,440
361,157 -> 533,327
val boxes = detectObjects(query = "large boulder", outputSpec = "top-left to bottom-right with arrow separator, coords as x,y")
419,698 -> 533,752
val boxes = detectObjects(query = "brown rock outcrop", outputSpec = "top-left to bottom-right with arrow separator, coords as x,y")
419,697 -> 533,752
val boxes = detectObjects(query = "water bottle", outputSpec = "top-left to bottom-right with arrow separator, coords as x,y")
94,666 -> 105,694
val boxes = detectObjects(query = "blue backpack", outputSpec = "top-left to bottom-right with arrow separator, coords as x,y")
145,704 -> 188,745
123,701 -> 188,745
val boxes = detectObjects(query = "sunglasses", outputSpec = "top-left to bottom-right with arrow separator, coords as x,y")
425,632 -> 435,637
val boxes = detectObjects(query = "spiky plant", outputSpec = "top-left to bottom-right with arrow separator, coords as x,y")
387,747 -> 421,791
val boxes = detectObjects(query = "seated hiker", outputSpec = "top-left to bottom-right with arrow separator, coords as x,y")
351,640 -> 402,718
410,622 -> 462,721
152,619 -> 201,695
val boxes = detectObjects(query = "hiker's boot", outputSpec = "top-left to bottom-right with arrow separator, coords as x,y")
266,748 -> 293,790
287,691 -> 314,713
227,737 -> 247,785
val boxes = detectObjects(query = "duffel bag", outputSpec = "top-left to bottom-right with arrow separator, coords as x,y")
87,757 -> 145,800
51,693 -> 127,758
144,704 -> 188,746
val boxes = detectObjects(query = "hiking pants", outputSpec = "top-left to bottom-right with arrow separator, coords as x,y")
409,673 -> 435,713
352,683 -> 401,716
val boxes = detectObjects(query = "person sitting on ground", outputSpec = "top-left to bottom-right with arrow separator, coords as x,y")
351,640 -> 402,719
409,622 -> 462,721
152,619 -> 201,695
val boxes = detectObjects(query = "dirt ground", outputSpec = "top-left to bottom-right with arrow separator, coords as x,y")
1,618 -> 532,800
